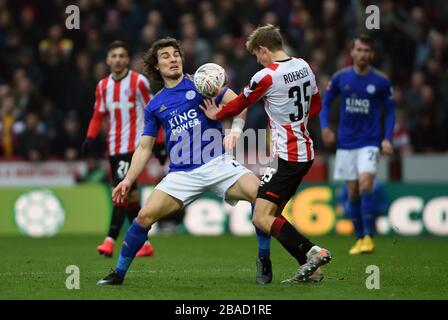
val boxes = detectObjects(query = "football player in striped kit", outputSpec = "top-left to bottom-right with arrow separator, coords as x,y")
200,25 -> 332,284
82,41 -> 156,258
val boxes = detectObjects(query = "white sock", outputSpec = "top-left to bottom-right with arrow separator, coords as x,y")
306,245 -> 321,258
106,236 -> 115,244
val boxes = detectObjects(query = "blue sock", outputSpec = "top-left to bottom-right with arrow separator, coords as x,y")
116,219 -> 149,278
252,205 -> 271,259
361,192 -> 375,237
256,227 -> 271,259
348,198 -> 363,238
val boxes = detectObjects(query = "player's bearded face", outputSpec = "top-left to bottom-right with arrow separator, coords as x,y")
156,47 -> 183,80
106,48 -> 129,74
351,41 -> 373,68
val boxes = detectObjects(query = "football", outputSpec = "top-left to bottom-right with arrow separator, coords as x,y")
193,63 -> 227,98
14,189 -> 65,237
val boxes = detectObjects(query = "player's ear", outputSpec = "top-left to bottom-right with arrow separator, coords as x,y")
106,53 -> 112,66
259,46 -> 268,54
350,47 -> 355,59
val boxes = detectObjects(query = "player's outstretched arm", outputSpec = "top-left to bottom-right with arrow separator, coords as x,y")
221,89 -> 247,150
112,136 -> 155,203
200,73 -> 270,121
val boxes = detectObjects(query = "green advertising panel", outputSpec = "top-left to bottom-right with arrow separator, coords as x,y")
1,183 -> 447,237
379,183 -> 448,236
0,185 -> 112,236
281,183 -> 448,237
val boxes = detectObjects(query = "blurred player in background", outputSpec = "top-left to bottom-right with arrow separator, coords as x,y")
335,178 -> 390,229
320,34 -> 396,255
96,37 -> 262,285
82,41 -> 160,257
200,25 -> 331,284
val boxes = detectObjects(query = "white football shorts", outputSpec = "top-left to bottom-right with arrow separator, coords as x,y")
334,146 -> 379,180
155,154 -> 252,207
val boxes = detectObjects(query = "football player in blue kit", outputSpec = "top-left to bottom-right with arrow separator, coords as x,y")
96,38 -> 263,285
320,34 -> 396,254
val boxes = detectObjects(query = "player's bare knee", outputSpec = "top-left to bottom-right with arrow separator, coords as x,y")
247,185 -> 258,203
136,207 -> 155,227
252,211 -> 263,229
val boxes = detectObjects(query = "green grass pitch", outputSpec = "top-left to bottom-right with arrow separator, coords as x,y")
1,234 -> 447,300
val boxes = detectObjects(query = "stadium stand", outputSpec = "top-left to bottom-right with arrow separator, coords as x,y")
0,0 -> 447,181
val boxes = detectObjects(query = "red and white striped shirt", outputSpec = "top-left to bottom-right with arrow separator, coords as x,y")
86,70 -> 151,156
216,57 -> 322,162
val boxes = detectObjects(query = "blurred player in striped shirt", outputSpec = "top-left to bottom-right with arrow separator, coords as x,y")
82,41 -> 160,258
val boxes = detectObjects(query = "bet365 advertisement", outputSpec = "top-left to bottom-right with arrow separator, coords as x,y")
0,183 -> 447,237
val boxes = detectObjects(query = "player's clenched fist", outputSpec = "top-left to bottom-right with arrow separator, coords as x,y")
321,128 -> 336,147
112,179 -> 132,204
381,139 -> 393,155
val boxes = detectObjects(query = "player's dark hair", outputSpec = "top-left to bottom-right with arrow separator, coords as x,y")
245,24 -> 283,53
143,37 -> 184,81
351,34 -> 373,49
107,40 -> 130,56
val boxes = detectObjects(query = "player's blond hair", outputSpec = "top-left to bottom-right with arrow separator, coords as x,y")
245,24 -> 283,54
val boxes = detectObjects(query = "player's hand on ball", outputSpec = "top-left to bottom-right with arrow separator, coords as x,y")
224,132 -> 241,150
381,139 -> 393,155
321,128 -> 336,147
112,179 -> 131,204
199,99 -> 223,120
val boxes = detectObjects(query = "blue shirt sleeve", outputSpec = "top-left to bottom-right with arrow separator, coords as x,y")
215,87 -> 229,105
142,105 -> 161,137
320,74 -> 340,129
382,79 -> 396,141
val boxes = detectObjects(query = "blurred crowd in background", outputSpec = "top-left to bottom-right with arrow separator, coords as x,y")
1,0 -> 448,163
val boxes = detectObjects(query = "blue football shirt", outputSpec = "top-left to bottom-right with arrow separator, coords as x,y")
143,74 -> 227,172
320,67 -> 396,149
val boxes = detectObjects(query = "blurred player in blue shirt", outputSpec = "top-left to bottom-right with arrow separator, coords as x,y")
320,34 -> 395,254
